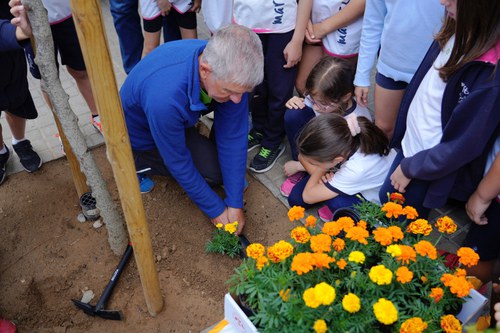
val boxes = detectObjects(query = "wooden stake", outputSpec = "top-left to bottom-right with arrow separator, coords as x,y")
68,0 -> 163,316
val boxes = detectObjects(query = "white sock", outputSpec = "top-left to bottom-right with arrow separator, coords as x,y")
0,145 -> 7,154
12,137 -> 26,145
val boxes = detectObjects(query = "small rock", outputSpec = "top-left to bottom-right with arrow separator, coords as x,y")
92,219 -> 103,229
171,244 -> 176,253
77,213 -> 86,223
81,290 -> 94,304
161,247 -> 168,257
156,255 -> 162,262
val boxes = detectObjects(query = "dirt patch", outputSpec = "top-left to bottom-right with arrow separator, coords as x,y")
0,146 -> 292,332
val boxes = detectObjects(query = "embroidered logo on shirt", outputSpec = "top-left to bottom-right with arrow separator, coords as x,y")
458,82 -> 469,104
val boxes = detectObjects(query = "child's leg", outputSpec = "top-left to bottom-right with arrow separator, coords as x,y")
142,15 -> 163,57
295,44 -> 324,96
288,174 -> 315,209
66,67 -> 98,116
172,10 -> 197,39
284,105 -> 315,160
324,193 -> 363,213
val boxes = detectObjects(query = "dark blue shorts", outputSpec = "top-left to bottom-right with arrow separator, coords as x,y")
375,72 -> 408,90
50,16 -> 86,71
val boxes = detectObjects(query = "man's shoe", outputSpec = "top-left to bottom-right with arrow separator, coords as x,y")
280,171 -> 306,197
0,147 -> 10,185
247,128 -> 263,152
138,173 -> 155,193
12,140 -> 42,172
91,115 -> 103,134
249,144 -> 285,173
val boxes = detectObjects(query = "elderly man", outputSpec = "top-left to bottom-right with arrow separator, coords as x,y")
121,25 -> 264,235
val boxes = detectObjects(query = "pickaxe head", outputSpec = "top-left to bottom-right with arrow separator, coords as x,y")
72,299 -> 123,320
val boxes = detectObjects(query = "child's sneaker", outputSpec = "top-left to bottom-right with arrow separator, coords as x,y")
12,140 -> 42,172
247,128 -> 263,152
138,173 -> 155,193
280,171 -> 306,197
91,115 -> 103,134
0,147 -> 10,185
318,205 -> 334,222
249,143 -> 285,173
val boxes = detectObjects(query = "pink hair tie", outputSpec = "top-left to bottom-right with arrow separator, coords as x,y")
345,114 -> 361,137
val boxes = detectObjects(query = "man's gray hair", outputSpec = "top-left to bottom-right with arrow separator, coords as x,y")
201,25 -> 264,88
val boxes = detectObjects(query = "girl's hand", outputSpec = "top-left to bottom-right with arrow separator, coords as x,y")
283,39 -> 302,68
311,21 -> 328,40
285,96 -> 305,110
9,0 -> 32,39
157,0 -> 172,15
321,171 -> 334,184
189,0 -> 201,13
465,192 -> 490,225
284,160 -> 305,176
354,86 -> 369,107
305,20 -> 321,44
390,165 -> 411,193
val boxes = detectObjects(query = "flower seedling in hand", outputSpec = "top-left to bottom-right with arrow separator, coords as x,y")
206,221 -> 242,258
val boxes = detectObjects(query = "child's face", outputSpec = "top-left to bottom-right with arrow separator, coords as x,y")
440,0 -> 457,20
300,154 -> 343,172
305,95 -> 341,114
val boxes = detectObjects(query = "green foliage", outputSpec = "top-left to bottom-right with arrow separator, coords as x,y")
205,222 -> 241,258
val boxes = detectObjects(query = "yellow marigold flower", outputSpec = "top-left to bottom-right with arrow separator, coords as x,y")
313,319 -> 327,333
342,293 -> 361,313
312,252 -> 335,270
322,221 -> 342,236
310,234 -> 332,253
414,240 -> 437,260
373,227 -> 393,246
345,226 -> 369,244
440,315 -> 462,333
303,288 -> 321,308
400,317 -> 428,333
216,223 -> 223,229
390,192 -> 405,204
396,245 -> 417,265
288,206 -> 305,221
314,282 -> 336,306
435,216 -> 457,234
255,256 -> 269,270
332,238 -> 345,252
369,265 -> 393,285
305,215 -> 317,228
267,240 -> 294,263
373,298 -> 398,325
246,243 -> 265,259
406,219 -> 432,236
337,258 -> 347,270
291,252 -> 315,275
403,205 -> 418,220
224,221 -> 238,234
396,266 -> 413,284
457,247 -> 480,267
381,202 -> 404,219
388,226 -> 404,241
290,226 -> 311,244
430,287 -> 444,303
348,251 -> 365,264
279,289 -> 290,302
387,244 -> 402,257
337,216 -> 355,231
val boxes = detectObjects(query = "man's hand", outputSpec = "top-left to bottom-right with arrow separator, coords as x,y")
210,207 -> 230,226
157,0 -> 172,16
227,207 -> 245,236
9,0 -> 32,40
390,165 -> 411,193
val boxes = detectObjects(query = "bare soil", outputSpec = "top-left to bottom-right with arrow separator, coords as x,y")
0,146 -> 292,332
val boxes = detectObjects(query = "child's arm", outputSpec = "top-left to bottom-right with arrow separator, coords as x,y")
309,0 -> 365,40
284,160 -> 306,176
300,155 -> 338,204
283,0 -> 312,68
189,0 -> 201,13
465,153 -> 500,225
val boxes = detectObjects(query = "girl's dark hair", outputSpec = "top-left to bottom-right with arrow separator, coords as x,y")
435,0 -> 500,80
304,57 -> 355,103
297,114 -> 388,162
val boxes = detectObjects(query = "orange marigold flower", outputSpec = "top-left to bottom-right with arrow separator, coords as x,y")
396,266 -> 413,284
448,276 -> 473,298
441,273 -> 454,286
345,226 -> 369,245
288,206 -> 305,221
400,317 -> 428,333
454,268 -> 467,277
435,216 -> 457,234
414,240 -> 437,260
256,256 -> 269,270
291,252 -> 315,275
406,219 -> 432,236
337,216 -> 355,232
440,315 -> 462,333
322,221 -> 343,237
246,243 -> 265,259
388,226 -> 404,241
403,206 -> 418,220
291,226 -> 311,244
305,215 -> 317,228
390,192 -> 405,204
310,234 -> 332,253
357,220 -> 368,229
279,289 -> 290,302
430,287 -> 444,303
381,202 -> 404,218
267,240 -> 294,263
312,252 -> 335,270
420,276 -> 428,283
457,247 -> 480,267
336,258 -> 347,270
332,238 -> 346,252
373,227 -> 394,246
396,245 -> 417,265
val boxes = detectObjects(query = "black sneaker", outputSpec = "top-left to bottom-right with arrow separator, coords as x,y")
0,146 -> 10,185
249,144 -> 285,173
12,140 -> 42,172
248,128 -> 263,152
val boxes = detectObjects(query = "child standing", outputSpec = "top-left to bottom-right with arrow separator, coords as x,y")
201,0 -> 232,34
281,56 -> 372,198
288,114 -> 396,216
379,0 -> 500,219
233,0 -> 310,173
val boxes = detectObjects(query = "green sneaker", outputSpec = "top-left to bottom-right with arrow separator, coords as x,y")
249,144 -> 285,173
247,128 -> 263,152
